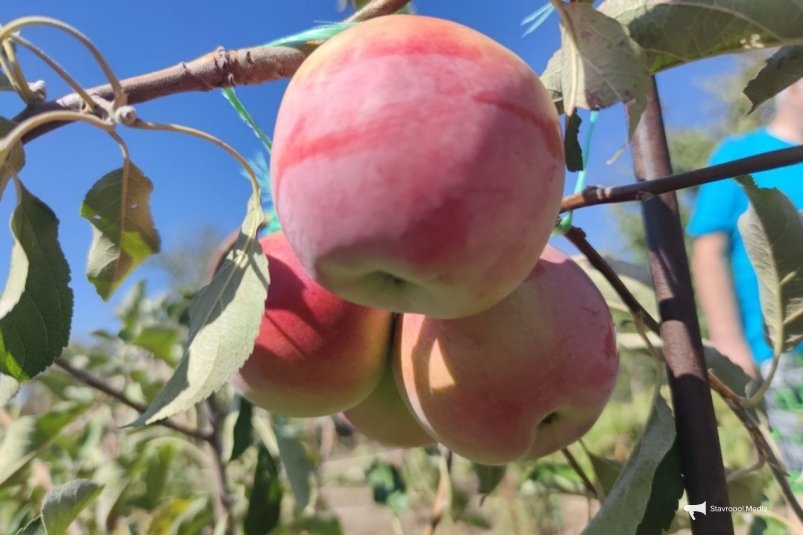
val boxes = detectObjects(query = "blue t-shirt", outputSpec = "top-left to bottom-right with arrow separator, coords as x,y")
687,128 -> 803,363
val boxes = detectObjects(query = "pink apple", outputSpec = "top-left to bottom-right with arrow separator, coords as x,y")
343,358 -> 435,448
232,232 -> 393,417
271,14 -> 565,319
394,246 -> 618,465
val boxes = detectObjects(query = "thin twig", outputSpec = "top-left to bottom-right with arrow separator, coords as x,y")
561,447 -> 598,500
563,225 -> 661,334
708,372 -> 803,524
54,358 -> 212,442
423,447 -> 453,535
14,0 -> 411,144
560,145 -> 803,212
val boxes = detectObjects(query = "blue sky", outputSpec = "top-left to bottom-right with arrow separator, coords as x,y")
0,1 -> 741,338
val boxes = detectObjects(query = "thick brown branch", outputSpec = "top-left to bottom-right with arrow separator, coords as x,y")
14,0 -> 411,143
561,145 -> 803,213
55,358 -> 212,442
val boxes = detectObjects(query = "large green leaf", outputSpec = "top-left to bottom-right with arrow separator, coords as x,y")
736,176 -> 803,354
584,395 -> 681,534
80,164 -> 161,300
598,0 -> 803,73
548,2 -> 649,136
244,446 -> 282,535
0,180 -> 72,380
131,199 -> 268,425
0,401 -> 91,485
41,480 -> 104,535
744,46 -> 803,113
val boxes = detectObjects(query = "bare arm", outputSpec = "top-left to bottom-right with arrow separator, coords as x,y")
691,232 -> 758,379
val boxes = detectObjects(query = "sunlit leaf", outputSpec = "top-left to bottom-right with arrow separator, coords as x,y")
0,401 -> 90,485
737,176 -> 803,354
0,180 -> 72,380
41,480 -> 103,535
266,22 -> 357,48
744,46 -> 803,113
0,117 -> 24,189
81,164 -> 161,300
585,395 -> 680,534
545,2 -> 649,135
599,0 -> 803,73
131,199 -> 268,425
245,446 -> 282,535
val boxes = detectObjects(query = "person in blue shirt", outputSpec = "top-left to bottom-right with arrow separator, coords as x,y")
687,77 -> 803,478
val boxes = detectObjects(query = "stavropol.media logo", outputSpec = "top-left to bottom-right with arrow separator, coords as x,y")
684,502 -> 706,520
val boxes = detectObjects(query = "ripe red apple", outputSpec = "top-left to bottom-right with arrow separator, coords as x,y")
393,246 -> 618,465
343,356 -> 435,448
271,14 -> 565,319
231,232 -> 393,417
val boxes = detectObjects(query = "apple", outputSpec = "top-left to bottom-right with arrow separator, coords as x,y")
343,354 -> 435,448
231,231 -> 393,417
271,14 -> 564,319
393,245 -> 618,465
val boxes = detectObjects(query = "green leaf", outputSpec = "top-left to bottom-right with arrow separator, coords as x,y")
0,117 -> 25,189
130,325 -> 182,362
584,395 -> 679,534
272,513 -> 342,535
265,22 -> 357,48
472,463 -> 506,496
547,2 -> 649,136
81,164 -> 160,300
230,396 -> 254,461
245,446 -> 282,535
366,459 -> 408,516
16,519 -> 45,535
726,470 -> 764,509
0,401 -> 91,485
131,200 -> 268,425
635,438 -> 683,535
275,418 -> 314,511
736,176 -> 803,354
599,0 -> 803,73
744,46 -> 803,113
526,461 -> 584,494
41,480 -> 103,535
586,451 -> 623,498
0,180 -> 72,380
564,111 -> 584,172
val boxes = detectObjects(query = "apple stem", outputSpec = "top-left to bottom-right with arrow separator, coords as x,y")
629,76 -> 734,535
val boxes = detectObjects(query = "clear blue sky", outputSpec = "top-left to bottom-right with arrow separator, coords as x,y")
0,1 -> 739,338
